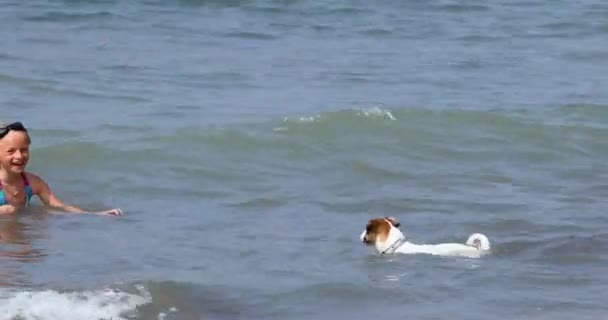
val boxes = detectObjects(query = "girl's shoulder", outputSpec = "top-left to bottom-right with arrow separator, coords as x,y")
23,171 -> 41,181
23,172 -> 47,191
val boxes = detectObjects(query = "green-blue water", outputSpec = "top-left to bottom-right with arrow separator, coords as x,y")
1,1 -> 608,319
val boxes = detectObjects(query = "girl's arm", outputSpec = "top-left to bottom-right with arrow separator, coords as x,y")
28,173 -> 122,216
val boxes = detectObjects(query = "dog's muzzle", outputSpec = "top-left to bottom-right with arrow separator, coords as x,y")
360,230 -> 372,244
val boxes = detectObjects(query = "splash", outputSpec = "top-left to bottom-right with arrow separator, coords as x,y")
274,107 -> 397,132
0,286 -> 151,320
356,107 -> 397,120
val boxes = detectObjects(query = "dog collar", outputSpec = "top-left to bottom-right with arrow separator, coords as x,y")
381,236 -> 406,255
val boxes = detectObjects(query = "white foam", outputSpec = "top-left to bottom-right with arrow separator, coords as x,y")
274,107 -> 396,132
274,115 -> 320,131
157,307 -> 178,320
356,107 -> 397,120
282,115 -> 320,123
0,287 -> 151,320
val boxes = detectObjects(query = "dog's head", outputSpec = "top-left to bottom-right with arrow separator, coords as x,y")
360,217 -> 403,253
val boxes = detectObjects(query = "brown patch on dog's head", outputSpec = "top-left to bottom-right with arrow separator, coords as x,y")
362,218 -> 393,244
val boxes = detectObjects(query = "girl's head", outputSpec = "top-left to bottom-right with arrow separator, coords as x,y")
0,122 -> 31,174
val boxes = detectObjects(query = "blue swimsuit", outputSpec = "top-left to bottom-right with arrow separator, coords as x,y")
0,173 -> 34,206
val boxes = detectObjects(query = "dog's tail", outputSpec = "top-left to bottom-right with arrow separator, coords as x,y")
466,233 -> 491,251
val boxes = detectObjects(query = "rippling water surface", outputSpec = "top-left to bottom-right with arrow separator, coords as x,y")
1,1 -> 608,319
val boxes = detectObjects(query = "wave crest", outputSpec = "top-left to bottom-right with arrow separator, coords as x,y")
1,285 -> 151,320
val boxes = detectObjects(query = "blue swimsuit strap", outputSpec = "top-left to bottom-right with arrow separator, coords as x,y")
0,173 -> 33,206
22,173 -> 33,205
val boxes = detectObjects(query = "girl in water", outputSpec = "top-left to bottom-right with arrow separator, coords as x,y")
0,121 -> 122,216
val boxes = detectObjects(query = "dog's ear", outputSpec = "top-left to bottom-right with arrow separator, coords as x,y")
385,217 -> 400,228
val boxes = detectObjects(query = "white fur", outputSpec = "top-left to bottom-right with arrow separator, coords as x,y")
360,223 -> 491,258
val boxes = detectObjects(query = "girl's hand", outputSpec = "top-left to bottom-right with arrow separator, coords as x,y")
0,205 -> 17,215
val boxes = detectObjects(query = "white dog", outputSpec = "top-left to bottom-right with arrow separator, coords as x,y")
360,217 -> 491,258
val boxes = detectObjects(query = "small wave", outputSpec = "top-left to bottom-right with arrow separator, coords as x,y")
30,105 -> 607,181
271,281 -> 394,302
328,7 -> 373,14
61,0 -> 119,4
121,105 -> 608,173
33,141 -> 108,164
0,286 -> 150,320
277,107 -> 396,129
358,27 -> 395,37
222,31 -> 278,40
21,37 -> 67,45
356,107 -> 397,120
0,53 -> 18,61
22,11 -> 116,22
563,50 -> 608,62
227,197 -> 288,210
537,234 -> 608,265
176,0 -> 251,8
439,3 -> 490,12
0,73 -> 58,87
247,5 -> 290,14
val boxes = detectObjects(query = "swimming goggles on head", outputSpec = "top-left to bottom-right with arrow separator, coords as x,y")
0,122 -> 27,139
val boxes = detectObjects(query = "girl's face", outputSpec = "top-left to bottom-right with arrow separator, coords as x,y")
0,131 -> 30,174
